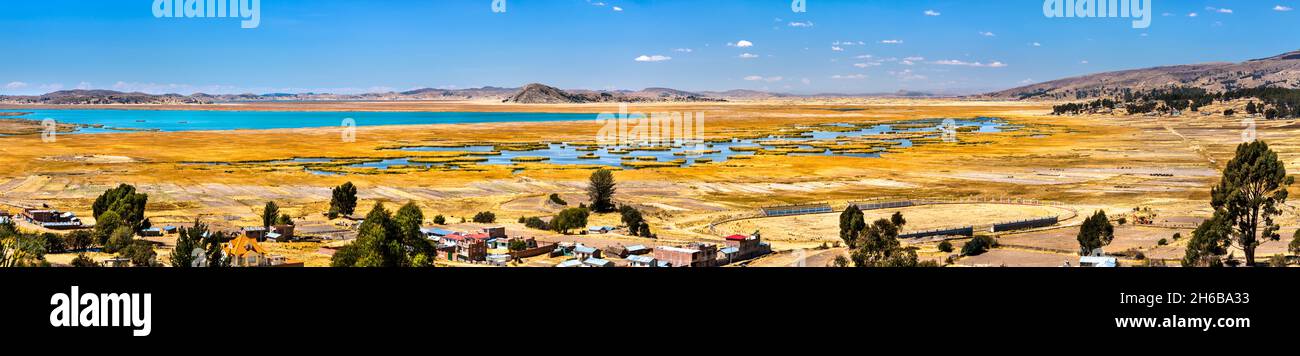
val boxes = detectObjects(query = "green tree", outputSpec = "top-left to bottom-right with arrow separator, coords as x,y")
42,233 -> 66,254
104,226 -> 135,254
937,240 -> 954,253
619,206 -> 645,236
509,239 -> 528,251
587,169 -> 617,213
94,211 -> 123,246
330,182 -> 359,216
961,235 -> 998,256
395,202 -> 434,258
277,213 -> 294,226
849,218 -> 921,267
92,184 -> 149,231
123,240 -> 156,267
1182,212 -> 1233,267
473,211 -> 496,223
838,205 -> 866,249
202,228 -> 230,268
1289,229 -> 1300,257
1076,211 -> 1115,255
66,230 -> 94,251
332,202 -> 413,267
170,219 -> 205,268
1211,141 -> 1293,266
261,201 -> 280,232
433,215 -> 446,225
70,254 -> 99,267
551,207 -> 590,235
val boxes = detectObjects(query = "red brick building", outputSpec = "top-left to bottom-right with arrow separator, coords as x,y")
653,243 -> 718,267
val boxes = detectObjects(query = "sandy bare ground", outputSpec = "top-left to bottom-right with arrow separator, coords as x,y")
714,203 -> 1072,245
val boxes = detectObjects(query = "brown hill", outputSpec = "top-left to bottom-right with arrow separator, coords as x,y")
983,50 -> 1300,100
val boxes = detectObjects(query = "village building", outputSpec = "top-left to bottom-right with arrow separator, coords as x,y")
720,234 -> 772,264
653,243 -> 719,267
443,233 -> 490,262
573,245 -> 602,260
555,259 -> 585,268
583,258 -> 614,267
103,257 -> 131,268
223,235 -> 288,267
626,254 -> 660,267
21,208 -> 83,230
625,245 -> 652,256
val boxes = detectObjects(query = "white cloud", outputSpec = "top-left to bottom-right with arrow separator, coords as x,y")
1207,6 -> 1233,14
933,60 -> 1007,68
904,56 -> 925,61
744,75 -> 783,82
853,62 -> 881,68
890,69 -> 927,81
1080,60 -> 1090,64
612,6 -> 623,12
730,40 -> 754,48
1188,12 -> 1199,17
801,78 -> 811,85
673,48 -> 693,53
1032,42 -> 1042,47
1276,5 -> 1294,11
738,53 -> 759,59
979,31 -> 996,37
924,10 -> 941,16
75,82 -> 92,90
880,39 -> 903,44
788,21 -> 814,27
1019,78 -> 1036,84
5,81 -> 29,89
831,74 -> 868,80
634,55 -> 672,62
831,46 -> 844,52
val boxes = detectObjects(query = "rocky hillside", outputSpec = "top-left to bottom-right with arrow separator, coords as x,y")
503,83 -> 725,104
983,50 -> 1300,100
0,90 -> 211,105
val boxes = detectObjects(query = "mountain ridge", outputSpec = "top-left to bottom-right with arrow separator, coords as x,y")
981,49 -> 1300,100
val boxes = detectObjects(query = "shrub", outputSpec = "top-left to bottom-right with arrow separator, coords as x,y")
961,235 -> 998,256
937,240 -> 954,253
548,193 -> 568,206
70,254 -> 100,267
523,217 -> 550,230
1157,238 -> 1168,246
472,211 -> 496,224
433,215 -> 446,225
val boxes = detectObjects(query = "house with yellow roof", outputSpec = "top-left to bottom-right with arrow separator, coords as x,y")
224,235 -> 284,267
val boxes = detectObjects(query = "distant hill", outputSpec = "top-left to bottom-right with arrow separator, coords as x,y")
0,90 -> 210,105
0,83 -> 946,105
983,49 -> 1300,100
503,83 -> 725,104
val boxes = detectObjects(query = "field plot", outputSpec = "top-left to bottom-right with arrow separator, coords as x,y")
1000,225 -> 1191,258
714,203 -> 1072,244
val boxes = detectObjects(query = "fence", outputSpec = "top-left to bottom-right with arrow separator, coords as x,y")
760,203 -> 833,217
990,216 -> 1060,233
899,226 -> 974,239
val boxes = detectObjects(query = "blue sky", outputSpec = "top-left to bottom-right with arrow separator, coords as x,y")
2,0 -> 1297,95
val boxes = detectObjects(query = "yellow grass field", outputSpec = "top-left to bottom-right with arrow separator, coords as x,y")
4,99 -> 1299,266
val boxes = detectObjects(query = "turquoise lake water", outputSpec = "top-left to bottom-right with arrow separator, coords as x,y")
5,109 -> 605,133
